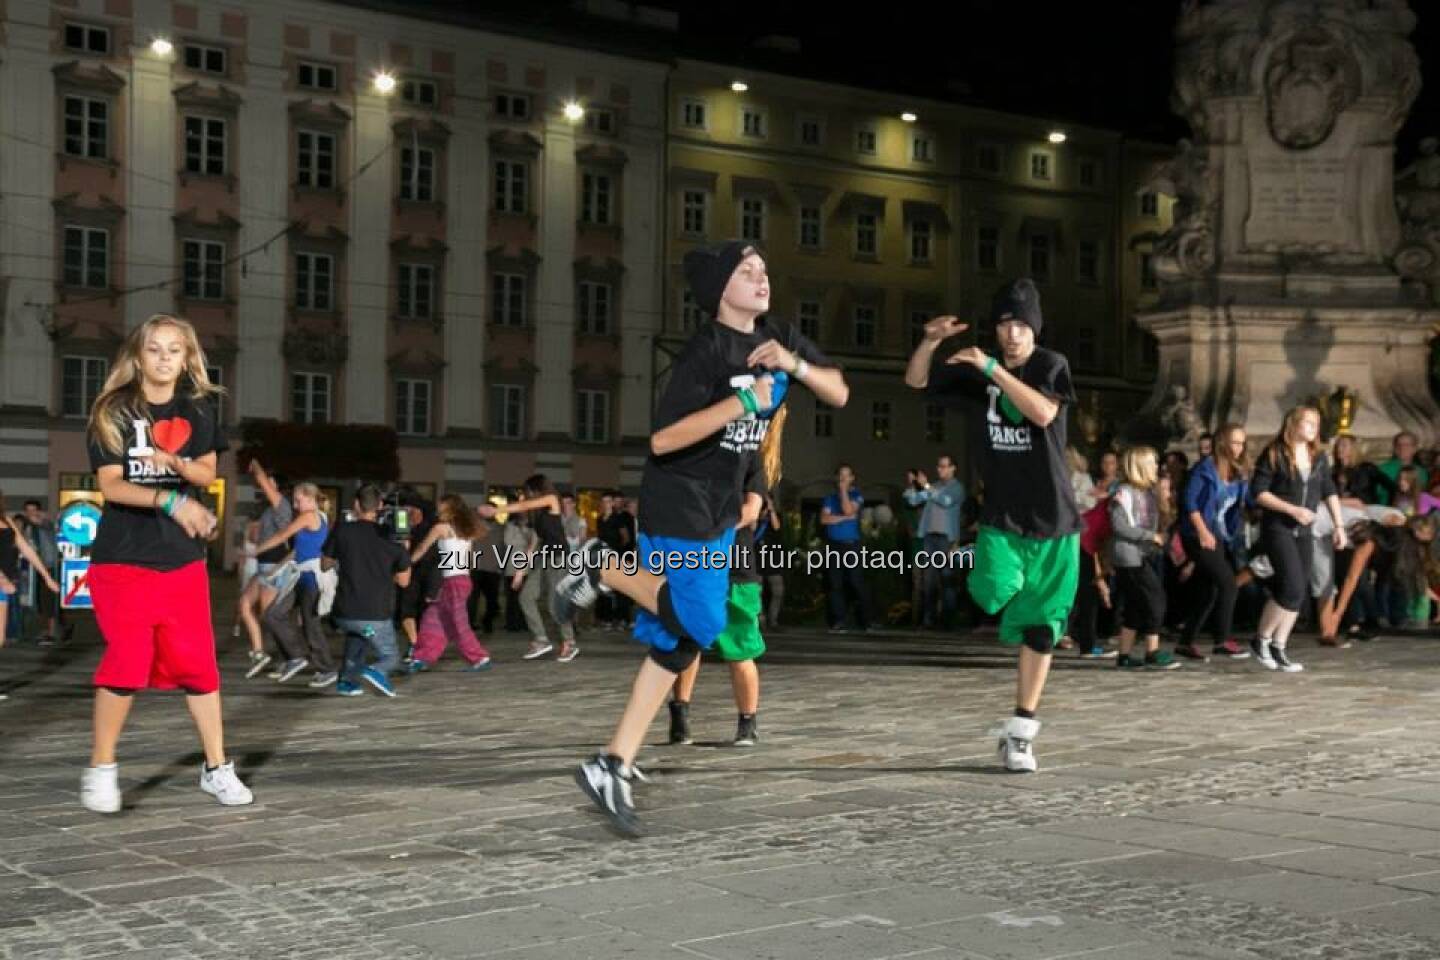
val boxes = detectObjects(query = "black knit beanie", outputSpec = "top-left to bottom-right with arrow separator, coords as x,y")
683,240 -> 754,316
989,277 -> 1043,337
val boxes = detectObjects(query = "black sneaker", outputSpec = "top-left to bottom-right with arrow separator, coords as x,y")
575,753 -> 643,837
552,539 -> 615,623
668,701 -> 692,745
1269,643 -> 1303,673
734,714 -> 758,747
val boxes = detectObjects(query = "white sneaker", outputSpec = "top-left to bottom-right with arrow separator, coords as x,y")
81,764 -> 122,814
523,640 -> 554,660
244,651 -> 273,680
994,716 -> 1041,773
1269,643 -> 1304,673
199,761 -> 254,806
1250,637 -> 1278,670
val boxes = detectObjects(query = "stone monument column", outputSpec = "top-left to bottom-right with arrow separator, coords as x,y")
1134,0 -> 1439,455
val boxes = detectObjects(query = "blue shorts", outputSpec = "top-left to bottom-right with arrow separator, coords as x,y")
632,529 -> 735,653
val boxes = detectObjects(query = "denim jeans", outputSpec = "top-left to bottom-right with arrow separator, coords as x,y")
334,618 -> 399,682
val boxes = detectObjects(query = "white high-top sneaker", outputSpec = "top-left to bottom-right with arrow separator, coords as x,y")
81,764 -> 122,814
995,716 -> 1042,773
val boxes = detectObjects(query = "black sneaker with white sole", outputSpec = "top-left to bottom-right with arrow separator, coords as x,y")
1269,643 -> 1304,673
552,538 -> 615,623
575,753 -> 643,837
734,714 -> 758,747
668,701 -> 692,745
1249,637 -> 1277,670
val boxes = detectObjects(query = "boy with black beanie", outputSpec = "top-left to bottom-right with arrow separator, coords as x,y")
904,277 -> 1081,773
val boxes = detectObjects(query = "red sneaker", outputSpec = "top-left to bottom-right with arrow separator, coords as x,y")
1212,638 -> 1251,660
1174,643 -> 1206,661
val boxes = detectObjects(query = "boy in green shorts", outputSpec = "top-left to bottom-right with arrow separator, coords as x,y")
904,278 -> 1081,773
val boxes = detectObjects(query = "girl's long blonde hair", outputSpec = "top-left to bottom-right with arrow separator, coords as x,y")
1213,422 -> 1250,483
1265,405 -> 1322,477
760,404 -> 788,490
87,314 -> 223,455
1120,445 -> 1160,491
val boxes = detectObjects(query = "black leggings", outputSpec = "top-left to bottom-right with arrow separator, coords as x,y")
1181,538 -> 1239,645
1260,524 -> 1313,613
1116,564 -> 1166,634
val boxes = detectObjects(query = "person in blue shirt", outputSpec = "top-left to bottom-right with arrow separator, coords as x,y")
821,463 -> 873,632
1176,423 -> 1252,661
904,455 -> 966,628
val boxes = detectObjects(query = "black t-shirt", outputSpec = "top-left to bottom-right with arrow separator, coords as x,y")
322,520 -> 411,621
598,511 -> 633,553
926,346 -> 1080,540
640,317 -> 828,541
88,395 -> 227,570
533,510 -> 567,564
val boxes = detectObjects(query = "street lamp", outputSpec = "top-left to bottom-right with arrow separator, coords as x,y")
149,37 -> 173,57
901,112 -> 918,123
372,71 -> 397,95
730,80 -> 749,93
563,100 -> 585,122
1047,130 -> 1067,144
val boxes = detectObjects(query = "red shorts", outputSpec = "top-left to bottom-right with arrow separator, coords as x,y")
89,561 -> 220,694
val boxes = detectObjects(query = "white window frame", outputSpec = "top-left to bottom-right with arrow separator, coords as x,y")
977,224 -> 1001,272
739,197 -> 766,243
681,189 -> 708,237
294,251 -> 334,311
491,273 -> 527,326
871,400 -> 892,441
581,171 -> 614,226
853,305 -> 878,348
183,42 -> 227,76
855,212 -> 879,256
798,205 -> 823,250
679,97 -> 708,131
297,60 -> 337,92
399,145 -> 436,202
63,225 -> 108,289
1029,150 -> 1052,182
61,355 -> 108,418
797,114 -> 824,148
398,263 -> 434,319
396,378 -> 432,436
401,78 -> 439,107
909,220 -> 933,264
490,383 -> 525,439
739,104 -> 767,140
911,132 -> 934,164
494,159 -> 528,214
575,389 -> 611,444
494,92 -> 531,121
183,239 -> 226,300
577,280 -> 612,334
296,129 -> 336,189
63,22 -> 110,55
797,299 -> 822,341
291,372 -> 332,424
183,115 -> 227,176
855,124 -> 877,156
63,95 -> 108,160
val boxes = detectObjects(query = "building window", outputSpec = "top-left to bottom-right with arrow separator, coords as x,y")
1077,239 -> 1100,284
61,356 -> 108,418
1076,326 -> 1097,369
577,280 -> 611,334
494,160 -> 528,214
183,116 -> 227,175
396,379 -> 432,436
1139,191 -> 1159,217
912,134 -> 934,163
183,43 -> 227,75
680,98 -> 707,130
1078,158 -> 1098,188
291,372 -> 331,424
490,384 -> 525,439
294,252 -> 334,311
63,22 -> 110,55
798,299 -> 821,341
681,189 -> 707,236
925,402 -> 945,443
296,130 -> 336,188
977,142 -> 1000,173
1028,234 -> 1051,281
1140,252 -> 1157,290
741,107 -> 766,139
909,220 -> 933,264
491,273 -> 526,326
872,400 -> 892,441
401,79 -> 438,107
853,305 -> 877,348
182,239 -> 225,300
494,92 -> 531,120
581,172 -> 613,225
63,96 -> 108,159
297,61 -> 337,91
855,212 -> 878,256
63,226 -> 108,288
575,389 -> 610,444
798,116 -> 823,147
799,206 -> 822,250
815,409 -> 833,438
680,289 -> 702,332
739,197 -> 765,243
584,108 -> 616,135
977,225 -> 1000,272
909,310 -> 929,349
207,364 -> 225,424
398,263 -> 434,319
399,146 -> 435,202
1030,151 -> 1051,181
856,126 -> 877,156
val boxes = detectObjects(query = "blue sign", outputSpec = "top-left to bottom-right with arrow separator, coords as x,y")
58,501 -> 102,548
61,557 -> 92,610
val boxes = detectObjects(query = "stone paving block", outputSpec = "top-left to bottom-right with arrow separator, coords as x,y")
1326,896 -> 1440,939
982,833 -> 1153,867
367,893 -> 539,930
0,884 -> 94,922
1335,801 -> 1440,831
1285,820 -> 1440,856
591,894 -> 823,943
786,884 -> 1007,928
385,905 -> 617,957
56,865 -> 197,891
903,910 -> 1146,959
83,876 -> 230,905
1378,870 -> 1440,893
678,916 -> 940,960
1187,871 -> 1425,915
1131,826 -> 1331,860
698,864 -> 894,903
1250,846 -> 1437,882
533,876 -> 732,915
1070,850 -> 1280,887
485,929 -> 676,960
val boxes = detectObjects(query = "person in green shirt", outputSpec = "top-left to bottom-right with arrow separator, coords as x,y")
1377,431 -> 1428,506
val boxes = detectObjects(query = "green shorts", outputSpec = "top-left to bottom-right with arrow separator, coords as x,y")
710,582 -> 766,662
966,526 -> 1079,649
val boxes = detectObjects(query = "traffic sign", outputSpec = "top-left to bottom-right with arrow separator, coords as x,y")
61,557 -> 92,610
57,501 -> 102,548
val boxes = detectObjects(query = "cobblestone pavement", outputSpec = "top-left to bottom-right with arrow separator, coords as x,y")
3,600 -> 1440,959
